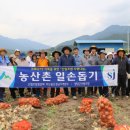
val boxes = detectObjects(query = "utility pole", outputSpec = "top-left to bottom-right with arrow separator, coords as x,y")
127,28 -> 129,53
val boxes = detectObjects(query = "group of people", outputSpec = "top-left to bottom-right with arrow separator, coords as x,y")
0,45 -> 130,102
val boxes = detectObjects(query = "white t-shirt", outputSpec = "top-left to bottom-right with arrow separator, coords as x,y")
26,56 -> 31,63
29,61 -> 36,67
16,59 -> 29,67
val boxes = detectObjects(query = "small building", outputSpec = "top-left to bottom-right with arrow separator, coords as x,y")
74,40 -> 127,55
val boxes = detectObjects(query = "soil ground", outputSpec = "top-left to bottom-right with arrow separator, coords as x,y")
3,89 -> 130,130
30,97 -> 130,130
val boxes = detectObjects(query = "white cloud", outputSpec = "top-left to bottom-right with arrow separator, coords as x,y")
0,0 -> 130,46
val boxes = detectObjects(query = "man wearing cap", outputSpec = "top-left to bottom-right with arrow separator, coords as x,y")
0,48 -> 10,102
16,53 -> 29,66
50,51 -> 61,97
87,45 -> 99,96
113,48 -> 129,98
16,53 -> 30,97
88,45 -> 99,65
82,48 -> 90,66
58,46 -> 77,100
14,49 -> 20,60
37,51 -> 49,98
107,52 -> 113,64
126,54 -> 130,97
9,49 -> 21,64
97,50 -> 110,97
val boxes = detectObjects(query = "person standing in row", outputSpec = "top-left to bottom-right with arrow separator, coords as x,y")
37,51 -> 49,98
29,54 -> 40,97
50,51 -> 61,97
87,45 -> 99,97
112,48 -> 128,99
0,48 -> 10,102
82,48 -> 90,66
26,50 -> 33,64
29,54 -> 37,67
13,49 -> 21,62
107,52 -> 113,64
58,46 -> 77,100
126,54 -> 130,97
16,53 -> 30,97
9,54 -> 18,100
73,47 -> 84,97
106,52 -> 116,97
81,48 -> 90,96
96,50 -> 110,97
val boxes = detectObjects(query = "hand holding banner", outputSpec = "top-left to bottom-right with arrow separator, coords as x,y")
0,65 -> 118,88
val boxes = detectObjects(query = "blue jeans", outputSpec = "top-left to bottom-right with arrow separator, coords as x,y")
0,88 -> 4,101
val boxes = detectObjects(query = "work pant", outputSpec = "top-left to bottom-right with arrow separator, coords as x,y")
43,88 -> 47,97
64,88 -> 76,96
50,88 -> 60,97
10,88 -> 17,99
115,75 -> 127,96
98,87 -> 109,97
87,87 -> 97,96
78,87 -> 85,96
126,79 -> 130,96
19,88 -> 24,97
10,88 -> 24,98
111,86 -> 116,94
0,88 -> 4,101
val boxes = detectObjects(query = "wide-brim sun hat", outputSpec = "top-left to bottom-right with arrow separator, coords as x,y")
83,48 -> 90,54
52,51 -> 61,57
14,49 -> 20,53
62,46 -> 72,53
89,45 -> 98,51
99,50 -> 107,55
117,48 -> 126,54
0,48 -> 7,53
107,52 -> 113,56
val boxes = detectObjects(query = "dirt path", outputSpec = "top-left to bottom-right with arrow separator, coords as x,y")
29,97 -> 130,130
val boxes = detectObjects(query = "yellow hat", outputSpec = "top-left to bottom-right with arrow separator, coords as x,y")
0,48 -> 7,53
117,48 -> 126,54
89,45 -> 98,51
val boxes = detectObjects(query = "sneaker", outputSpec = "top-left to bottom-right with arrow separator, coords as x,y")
32,94 -> 36,97
111,94 -> 115,98
72,96 -> 77,100
126,96 -> 129,99
115,97 -> 119,100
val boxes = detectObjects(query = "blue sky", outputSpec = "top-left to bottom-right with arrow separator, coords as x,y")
0,0 -> 130,46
